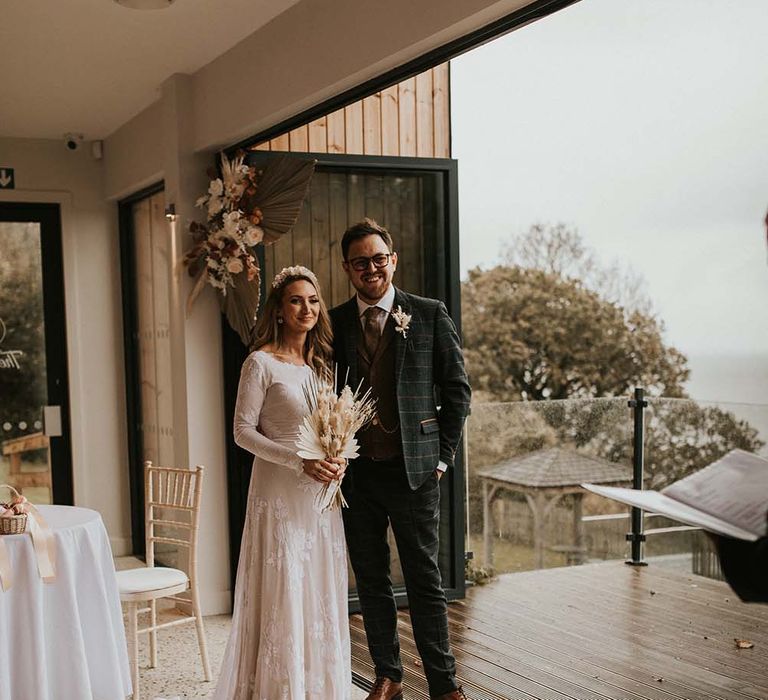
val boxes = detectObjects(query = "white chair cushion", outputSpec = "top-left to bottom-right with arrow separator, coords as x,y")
116,566 -> 188,595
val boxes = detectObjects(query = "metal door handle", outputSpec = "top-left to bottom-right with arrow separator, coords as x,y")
43,405 -> 62,437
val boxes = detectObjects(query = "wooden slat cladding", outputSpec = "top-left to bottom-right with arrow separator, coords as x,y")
308,115 -> 327,153
362,93 -> 382,155
288,125 -> 308,152
344,101 -> 364,154
432,63 -> 450,159
398,77 -> 417,157
326,109 -> 346,154
414,71 -> 434,157
251,64 -> 450,158
262,171 -> 428,309
380,85 -> 399,156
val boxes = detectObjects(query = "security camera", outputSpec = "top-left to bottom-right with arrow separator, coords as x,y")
63,133 -> 84,151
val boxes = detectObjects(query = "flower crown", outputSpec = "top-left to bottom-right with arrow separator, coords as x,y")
272,265 -> 318,289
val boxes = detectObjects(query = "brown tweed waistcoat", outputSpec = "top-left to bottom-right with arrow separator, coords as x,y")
356,318 -> 402,460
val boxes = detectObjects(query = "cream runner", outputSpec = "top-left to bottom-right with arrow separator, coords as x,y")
0,485 -> 57,591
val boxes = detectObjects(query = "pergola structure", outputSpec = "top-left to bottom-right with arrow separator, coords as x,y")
478,447 -> 632,569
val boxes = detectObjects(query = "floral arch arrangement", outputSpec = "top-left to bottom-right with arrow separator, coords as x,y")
183,152 -> 315,345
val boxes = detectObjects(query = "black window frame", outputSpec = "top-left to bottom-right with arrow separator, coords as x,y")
222,152 -> 465,608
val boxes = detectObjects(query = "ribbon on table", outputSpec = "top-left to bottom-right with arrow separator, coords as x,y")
0,538 -> 11,592
0,485 -> 57,592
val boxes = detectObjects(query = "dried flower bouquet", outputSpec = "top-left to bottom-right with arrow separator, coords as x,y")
296,368 -> 376,513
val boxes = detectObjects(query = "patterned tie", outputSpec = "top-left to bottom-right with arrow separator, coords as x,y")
363,306 -> 386,357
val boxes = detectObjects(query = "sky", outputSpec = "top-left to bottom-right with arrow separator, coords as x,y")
450,0 -> 768,381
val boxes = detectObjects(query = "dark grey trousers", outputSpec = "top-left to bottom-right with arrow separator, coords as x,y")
342,457 -> 458,697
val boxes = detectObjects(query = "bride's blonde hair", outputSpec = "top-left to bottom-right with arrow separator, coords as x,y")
250,268 -> 333,376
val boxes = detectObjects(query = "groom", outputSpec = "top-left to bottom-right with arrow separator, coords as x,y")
330,219 -> 471,700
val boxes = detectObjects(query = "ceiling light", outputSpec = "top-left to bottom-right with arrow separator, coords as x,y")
114,0 -> 177,9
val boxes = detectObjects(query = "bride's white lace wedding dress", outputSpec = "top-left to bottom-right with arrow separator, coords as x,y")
213,351 -> 351,700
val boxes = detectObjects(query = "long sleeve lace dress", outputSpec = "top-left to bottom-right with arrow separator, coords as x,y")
212,351 -> 351,700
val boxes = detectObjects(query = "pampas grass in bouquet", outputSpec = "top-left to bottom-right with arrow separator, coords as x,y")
296,367 -> 376,512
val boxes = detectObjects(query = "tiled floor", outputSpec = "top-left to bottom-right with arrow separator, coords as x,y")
133,608 -> 368,699
116,557 -> 368,698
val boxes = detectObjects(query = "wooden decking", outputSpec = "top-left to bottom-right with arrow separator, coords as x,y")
350,561 -> 768,699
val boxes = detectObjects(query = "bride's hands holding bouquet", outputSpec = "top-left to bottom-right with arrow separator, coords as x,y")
302,457 -> 347,483
296,368 -> 376,512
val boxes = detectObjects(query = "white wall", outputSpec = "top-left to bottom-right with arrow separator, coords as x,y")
0,137 -> 132,556
161,75 -> 232,615
104,100 -> 164,202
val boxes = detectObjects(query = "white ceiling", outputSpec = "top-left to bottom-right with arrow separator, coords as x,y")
0,0 -> 301,140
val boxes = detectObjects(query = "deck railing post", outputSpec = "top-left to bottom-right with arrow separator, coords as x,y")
626,387 -> 648,566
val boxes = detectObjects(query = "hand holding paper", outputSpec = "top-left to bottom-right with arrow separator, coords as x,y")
583,449 -> 768,542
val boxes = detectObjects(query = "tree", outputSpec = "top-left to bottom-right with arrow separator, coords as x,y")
462,265 -> 689,401
502,223 -> 651,314
462,223 -> 764,489
645,401 -> 763,487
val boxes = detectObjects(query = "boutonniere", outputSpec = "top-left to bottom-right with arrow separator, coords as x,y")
391,305 -> 412,338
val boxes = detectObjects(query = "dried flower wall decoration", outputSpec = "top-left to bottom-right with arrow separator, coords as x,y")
182,152 -> 315,345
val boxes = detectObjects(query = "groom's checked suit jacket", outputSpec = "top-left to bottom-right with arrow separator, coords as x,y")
330,287 -> 471,489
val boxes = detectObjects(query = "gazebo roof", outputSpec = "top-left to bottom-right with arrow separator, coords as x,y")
477,447 -> 632,489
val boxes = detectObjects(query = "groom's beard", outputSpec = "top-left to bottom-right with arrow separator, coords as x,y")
355,273 -> 392,304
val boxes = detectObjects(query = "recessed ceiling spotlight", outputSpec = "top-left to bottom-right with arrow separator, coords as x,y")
114,0 -> 177,9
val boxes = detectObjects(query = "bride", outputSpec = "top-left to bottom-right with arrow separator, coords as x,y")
213,265 -> 351,699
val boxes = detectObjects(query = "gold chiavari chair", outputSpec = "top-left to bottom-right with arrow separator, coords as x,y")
115,462 -> 211,700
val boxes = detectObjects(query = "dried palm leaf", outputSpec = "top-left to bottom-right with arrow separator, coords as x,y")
219,267 -> 261,346
242,155 -> 316,244
186,269 -> 208,318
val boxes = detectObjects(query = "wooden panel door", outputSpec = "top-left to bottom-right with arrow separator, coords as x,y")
119,184 -> 178,555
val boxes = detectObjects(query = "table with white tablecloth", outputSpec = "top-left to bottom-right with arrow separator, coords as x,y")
0,505 -> 131,700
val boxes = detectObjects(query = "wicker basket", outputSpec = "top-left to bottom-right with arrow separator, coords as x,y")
0,484 -> 28,535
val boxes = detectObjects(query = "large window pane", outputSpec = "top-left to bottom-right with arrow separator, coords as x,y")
0,221 -> 52,504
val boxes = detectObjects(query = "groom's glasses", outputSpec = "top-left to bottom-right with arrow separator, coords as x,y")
347,253 -> 393,271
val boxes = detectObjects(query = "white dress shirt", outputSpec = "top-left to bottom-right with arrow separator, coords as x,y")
355,285 -> 447,474
356,283 -> 395,331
